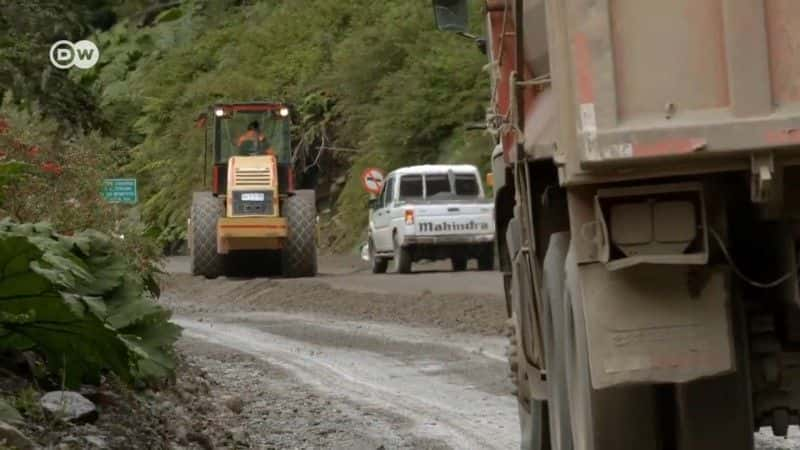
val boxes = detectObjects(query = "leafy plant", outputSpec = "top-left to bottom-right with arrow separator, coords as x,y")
7,387 -> 41,422
0,221 -> 180,388
0,398 -> 23,424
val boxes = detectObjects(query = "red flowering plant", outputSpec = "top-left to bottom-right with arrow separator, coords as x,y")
0,102 -> 162,277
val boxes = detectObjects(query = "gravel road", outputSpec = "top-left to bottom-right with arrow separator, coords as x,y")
163,254 -> 800,449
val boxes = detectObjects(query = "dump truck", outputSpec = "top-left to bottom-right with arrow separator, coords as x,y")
434,1 -> 800,448
189,102 -> 317,278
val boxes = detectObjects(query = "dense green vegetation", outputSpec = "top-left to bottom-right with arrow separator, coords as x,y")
0,1 -> 175,387
91,0 -> 490,249
3,0 -> 491,249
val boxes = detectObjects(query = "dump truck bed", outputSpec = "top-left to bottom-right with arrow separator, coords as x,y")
539,0 -> 800,184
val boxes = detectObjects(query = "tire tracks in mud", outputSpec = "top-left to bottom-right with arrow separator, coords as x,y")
175,317 -> 519,450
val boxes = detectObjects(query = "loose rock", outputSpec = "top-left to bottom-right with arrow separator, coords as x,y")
223,395 -> 244,414
84,435 -> 108,448
0,420 -> 37,450
40,391 -> 98,423
186,431 -> 214,450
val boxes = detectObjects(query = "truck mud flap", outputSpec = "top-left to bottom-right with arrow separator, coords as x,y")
575,263 -> 734,389
507,216 -> 546,376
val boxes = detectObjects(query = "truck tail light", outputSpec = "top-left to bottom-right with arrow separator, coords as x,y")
212,165 -> 221,194
404,210 -> 415,225
595,182 -> 707,270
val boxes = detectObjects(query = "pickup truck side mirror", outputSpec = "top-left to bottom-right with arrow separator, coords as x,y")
432,0 -> 469,34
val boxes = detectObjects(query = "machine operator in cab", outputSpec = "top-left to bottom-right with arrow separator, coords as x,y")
236,120 -> 274,156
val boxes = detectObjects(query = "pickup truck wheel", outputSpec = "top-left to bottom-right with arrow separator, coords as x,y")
451,255 -> 467,271
393,234 -> 412,273
369,239 -> 388,274
478,244 -> 495,271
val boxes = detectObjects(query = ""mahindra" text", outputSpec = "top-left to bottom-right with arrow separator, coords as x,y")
418,221 -> 490,233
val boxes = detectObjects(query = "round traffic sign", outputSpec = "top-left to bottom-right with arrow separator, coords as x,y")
361,167 -> 386,195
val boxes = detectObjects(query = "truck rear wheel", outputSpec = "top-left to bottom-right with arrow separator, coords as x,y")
190,192 -> 225,279
561,248 -> 661,450
507,316 -> 550,450
451,254 -> 467,271
281,190 -> 318,278
478,244 -> 495,271
541,233 -> 571,450
393,233 -> 412,273
369,239 -> 388,274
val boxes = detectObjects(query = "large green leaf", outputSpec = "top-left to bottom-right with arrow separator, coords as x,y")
0,222 -> 179,388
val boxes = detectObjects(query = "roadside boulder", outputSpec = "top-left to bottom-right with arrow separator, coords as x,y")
40,391 -> 98,423
0,420 -> 37,449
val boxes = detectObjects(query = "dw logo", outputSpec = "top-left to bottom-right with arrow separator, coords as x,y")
49,40 -> 100,70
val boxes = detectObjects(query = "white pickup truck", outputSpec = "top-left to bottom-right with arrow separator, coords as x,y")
366,164 -> 495,273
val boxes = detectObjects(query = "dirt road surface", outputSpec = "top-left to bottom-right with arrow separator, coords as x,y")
164,255 -> 800,449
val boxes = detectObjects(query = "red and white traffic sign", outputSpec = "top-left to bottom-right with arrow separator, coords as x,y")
361,167 -> 386,195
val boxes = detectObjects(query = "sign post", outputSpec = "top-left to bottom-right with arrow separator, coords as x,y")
360,167 -> 386,196
101,178 -> 138,204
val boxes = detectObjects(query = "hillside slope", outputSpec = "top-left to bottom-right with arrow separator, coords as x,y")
87,0 -> 491,250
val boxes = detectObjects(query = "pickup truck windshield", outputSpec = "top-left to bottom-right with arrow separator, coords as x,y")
398,172 -> 481,201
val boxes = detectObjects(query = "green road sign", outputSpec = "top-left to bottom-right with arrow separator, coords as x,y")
102,178 -> 138,204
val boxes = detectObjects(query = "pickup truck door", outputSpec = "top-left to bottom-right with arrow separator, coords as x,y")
372,176 -> 394,251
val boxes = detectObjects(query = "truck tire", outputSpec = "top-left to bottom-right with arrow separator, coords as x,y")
393,233 -> 412,273
561,248 -> 661,450
281,190 -> 318,278
478,244 -> 495,271
451,254 -> 468,271
541,233 -> 572,450
505,317 -> 520,396
507,315 -> 550,450
369,239 -> 388,274
190,192 -> 225,279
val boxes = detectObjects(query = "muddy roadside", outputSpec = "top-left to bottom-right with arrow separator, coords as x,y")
159,254 -> 517,450
161,255 -> 507,337
0,352 -> 252,450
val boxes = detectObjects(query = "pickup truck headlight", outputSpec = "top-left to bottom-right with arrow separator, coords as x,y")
404,210 -> 415,225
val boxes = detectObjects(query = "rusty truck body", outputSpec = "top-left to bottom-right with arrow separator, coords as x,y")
434,0 -> 800,448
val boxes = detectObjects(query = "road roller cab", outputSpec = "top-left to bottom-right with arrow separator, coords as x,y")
189,102 -> 317,279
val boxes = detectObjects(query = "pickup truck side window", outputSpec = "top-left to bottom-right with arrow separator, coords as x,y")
425,174 -> 451,199
399,175 -> 423,200
384,177 -> 395,207
454,174 -> 480,197
378,177 -> 390,208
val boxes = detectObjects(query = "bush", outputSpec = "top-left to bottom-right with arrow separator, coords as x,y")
0,221 -> 179,388
0,99 -> 162,280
